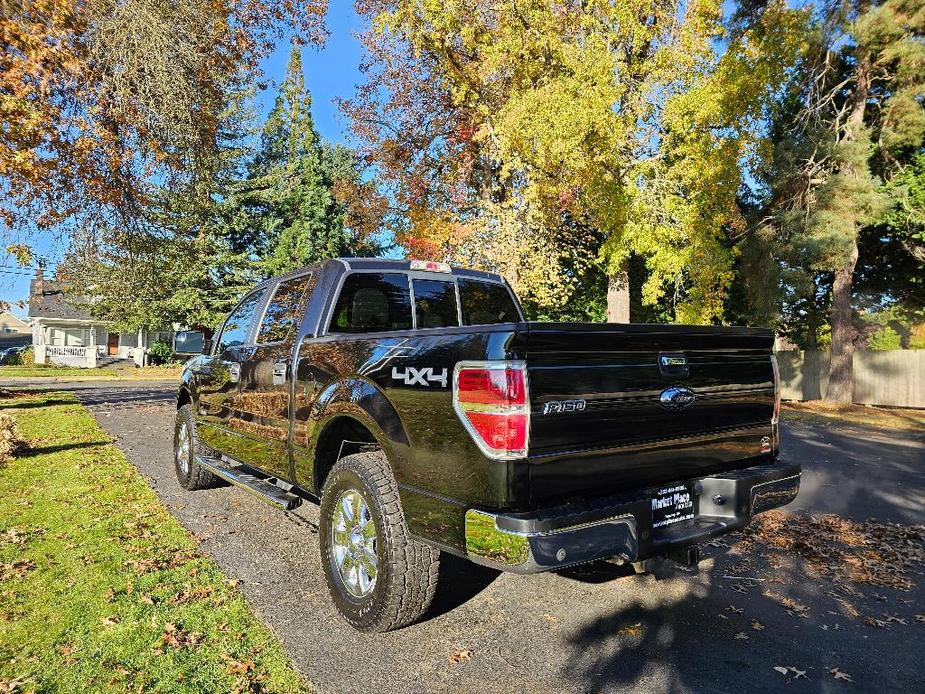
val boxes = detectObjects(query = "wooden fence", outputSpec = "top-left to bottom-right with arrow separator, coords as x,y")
776,350 -> 925,408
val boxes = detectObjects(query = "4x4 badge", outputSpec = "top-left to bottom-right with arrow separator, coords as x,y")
392,366 -> 448,388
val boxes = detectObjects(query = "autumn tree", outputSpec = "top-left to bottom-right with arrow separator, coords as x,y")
1,0 -> 329,257
345,0 -> 806,322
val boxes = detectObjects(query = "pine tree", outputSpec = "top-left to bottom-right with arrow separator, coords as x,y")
235,46 -> 349,275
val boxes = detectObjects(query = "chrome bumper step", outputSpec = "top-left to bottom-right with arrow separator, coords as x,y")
195,455 -> 303,511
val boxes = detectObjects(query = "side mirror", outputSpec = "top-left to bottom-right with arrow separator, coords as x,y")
174,330 -> 206,355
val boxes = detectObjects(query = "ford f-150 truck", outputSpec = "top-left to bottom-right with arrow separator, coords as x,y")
173,258 -> 800,632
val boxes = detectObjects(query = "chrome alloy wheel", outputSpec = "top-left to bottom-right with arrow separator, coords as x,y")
175,420 -> 191,475
331,488 -> 378,598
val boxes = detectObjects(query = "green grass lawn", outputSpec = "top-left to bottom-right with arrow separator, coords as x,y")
0,365 -> 182,380
0,392 -> 308,693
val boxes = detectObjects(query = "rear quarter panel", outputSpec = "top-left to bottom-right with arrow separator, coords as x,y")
292,326 -> 528,549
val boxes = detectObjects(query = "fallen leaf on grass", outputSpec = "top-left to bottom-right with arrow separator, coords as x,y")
449,649 -> 473,665
830,667 -> 853,683
224,657 -> 255,675
156,623 -> 202,650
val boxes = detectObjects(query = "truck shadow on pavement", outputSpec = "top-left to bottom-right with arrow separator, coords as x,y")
425,553 -> 501,621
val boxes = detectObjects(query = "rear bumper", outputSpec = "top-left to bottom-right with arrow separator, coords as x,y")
464,461 -> 800,573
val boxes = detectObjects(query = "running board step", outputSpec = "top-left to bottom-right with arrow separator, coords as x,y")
195,456 -> 302,511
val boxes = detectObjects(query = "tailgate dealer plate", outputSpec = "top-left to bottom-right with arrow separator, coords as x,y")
651,483 -> 695,528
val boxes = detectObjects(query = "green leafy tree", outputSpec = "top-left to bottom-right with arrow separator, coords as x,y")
750,0 -> 924,401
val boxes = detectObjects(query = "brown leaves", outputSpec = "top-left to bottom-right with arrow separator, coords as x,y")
740,511 -> 924,592
449,649 -> 473,665
0,559 -> 35,582
617,623 -> 643,638
154,623 -> 202,652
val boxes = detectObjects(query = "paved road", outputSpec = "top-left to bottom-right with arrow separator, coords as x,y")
29,382 -> 925,693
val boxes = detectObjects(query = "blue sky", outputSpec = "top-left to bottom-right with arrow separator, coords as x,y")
3,4 -> 365,317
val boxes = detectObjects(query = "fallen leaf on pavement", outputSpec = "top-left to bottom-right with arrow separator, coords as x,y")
449,649 -> 473,665
727,605 -> 744,614
617,623 -> 642,637
916,614 -> 925,623
830,667 -> 853,683
752,620 -> 765,631
734,632 -> 748,640
774,665 -> 808,681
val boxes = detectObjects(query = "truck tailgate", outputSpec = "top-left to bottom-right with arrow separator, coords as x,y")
525,323 -> 776,506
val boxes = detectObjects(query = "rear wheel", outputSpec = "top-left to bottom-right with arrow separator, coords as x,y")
319,450 -> 439,632
173,405 -> 215,490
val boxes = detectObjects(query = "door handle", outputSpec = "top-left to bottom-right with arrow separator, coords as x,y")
224,361 -> 241,383
272,361 -> 287,386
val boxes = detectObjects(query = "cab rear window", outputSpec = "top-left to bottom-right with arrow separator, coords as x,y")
329,273 -> 413,333
458,278 -> 520,325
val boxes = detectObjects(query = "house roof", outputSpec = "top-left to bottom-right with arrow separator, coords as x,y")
0,312 -> 29,329
27,271 -> 93,320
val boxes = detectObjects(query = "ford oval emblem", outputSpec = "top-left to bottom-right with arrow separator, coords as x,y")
659,386 -> 696,410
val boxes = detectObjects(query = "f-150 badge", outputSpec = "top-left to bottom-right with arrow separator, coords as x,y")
542,399 -> 586,415
392,366 -> 448,387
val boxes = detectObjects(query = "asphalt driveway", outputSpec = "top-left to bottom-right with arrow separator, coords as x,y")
29,382 -> 925,693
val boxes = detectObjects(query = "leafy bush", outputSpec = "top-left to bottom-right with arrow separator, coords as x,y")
867,326 -> 901,351
0,413 -> 21,467
8,346 -> 35,367
147,339 -> 175,366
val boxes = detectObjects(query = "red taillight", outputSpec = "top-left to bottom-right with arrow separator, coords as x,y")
453,362 -> 529,460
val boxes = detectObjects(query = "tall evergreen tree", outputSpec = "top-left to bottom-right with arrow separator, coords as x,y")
232,47 -> 349,275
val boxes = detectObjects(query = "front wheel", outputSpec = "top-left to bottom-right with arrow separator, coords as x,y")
319,451 -> 439,632
173,405 -> 215,490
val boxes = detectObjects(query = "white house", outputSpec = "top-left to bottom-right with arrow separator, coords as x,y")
28,268 -> 175,368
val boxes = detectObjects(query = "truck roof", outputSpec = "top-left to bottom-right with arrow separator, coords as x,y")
335,257 -> 503,282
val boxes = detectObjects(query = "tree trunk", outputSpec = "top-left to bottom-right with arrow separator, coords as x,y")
826,241 -> 858,403
825,50 -> 870,404
606,261 -> 630,323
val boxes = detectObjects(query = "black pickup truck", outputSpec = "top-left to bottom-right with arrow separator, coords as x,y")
173,257 -> 800,632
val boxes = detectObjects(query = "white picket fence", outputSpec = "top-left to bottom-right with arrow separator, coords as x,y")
776,350 -> 925,408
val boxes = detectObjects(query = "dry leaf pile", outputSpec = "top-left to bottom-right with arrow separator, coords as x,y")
738,511 -> 924,590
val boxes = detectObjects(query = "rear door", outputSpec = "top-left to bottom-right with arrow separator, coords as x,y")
232,272 -> 314,480
524,324 -> 776,505
196,288 -> 267,456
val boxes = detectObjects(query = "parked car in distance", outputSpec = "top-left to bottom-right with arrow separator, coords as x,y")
173,258 -> 800,632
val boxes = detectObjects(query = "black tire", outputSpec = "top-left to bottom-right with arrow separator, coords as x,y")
173,404 -> 216,490
319,450 -> 440,632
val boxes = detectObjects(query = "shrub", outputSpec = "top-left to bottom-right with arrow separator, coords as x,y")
0,413 -> 21,467
867,326 -> 901,351
8,346 -> 35,367
147,339 -> 175,366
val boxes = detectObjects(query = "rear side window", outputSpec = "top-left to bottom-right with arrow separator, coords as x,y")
217,290 -> 265,352
329,273 -> 413,333
413,279 -> 459,329
257,274 -> 311,344
458,278 -> 520,325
